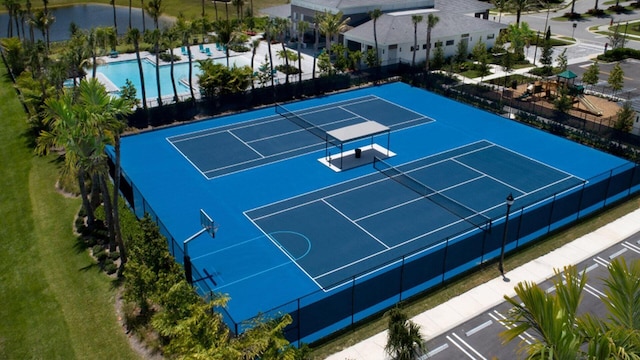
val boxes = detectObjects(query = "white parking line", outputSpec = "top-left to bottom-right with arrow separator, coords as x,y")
446,335 -> 480,359
465,320 -> 493,337
451,332 -> 487,360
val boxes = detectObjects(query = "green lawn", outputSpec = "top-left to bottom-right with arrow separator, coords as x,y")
0,67 -> 139,359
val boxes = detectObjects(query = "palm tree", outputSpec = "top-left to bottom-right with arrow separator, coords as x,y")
509,0 -> 535,25
163,26 -> 180,102
3,0 -> 17,38
502,260 -> 640,358
32,8 -> 54,53
250,38 -> 260,90
146,0 -> 164,106
37,89 -> 97,230
126,27 -> 148,111
61,30 -> 88,86
369,8 -> 382,66
147,0 -> 163,30
146,28 -> 163,106
263,18 -> 276,88
232,0 -> 244,21
502,266 -> 585,358
109,0 -> 118,37
411,14 -> 423,68
385,307 -> 426,360
297,20 -> 308,85
425,13 -> 439,72
25,0 -> 34,43
177,16 -> 196,103
89,27 -> 112,79
312,13 -> 320,79
128,0 -> 132,28
140,0 -> 146,32
274,17 -> 290,84
317,10 -> 350,56
213,19 -> 238,68
492,0 -> 508,23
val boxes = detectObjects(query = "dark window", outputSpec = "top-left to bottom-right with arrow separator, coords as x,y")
446,40 -> 454,46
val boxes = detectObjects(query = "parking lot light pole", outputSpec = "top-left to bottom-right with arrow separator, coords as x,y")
498,193 -> 514,282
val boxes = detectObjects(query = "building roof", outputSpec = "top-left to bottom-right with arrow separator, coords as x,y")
344,10 -> 507,45
259,4 -> 292,18
291,0 -> 433,14
434,0 -> 494,14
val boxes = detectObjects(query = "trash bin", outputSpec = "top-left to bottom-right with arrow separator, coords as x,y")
355,148 -> 362,158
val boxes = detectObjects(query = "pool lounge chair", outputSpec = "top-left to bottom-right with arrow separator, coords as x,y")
199,44 -> 205,53
205,47 -> 212,56
181,46 -> 188,56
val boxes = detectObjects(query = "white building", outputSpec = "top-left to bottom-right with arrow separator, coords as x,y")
266,0 -> 508,68
343,8 -> 507,67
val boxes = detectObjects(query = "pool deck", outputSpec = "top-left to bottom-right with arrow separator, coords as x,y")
97,34 -> 319,107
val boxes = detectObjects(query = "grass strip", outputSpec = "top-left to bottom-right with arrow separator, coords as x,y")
0,66 -> 138,359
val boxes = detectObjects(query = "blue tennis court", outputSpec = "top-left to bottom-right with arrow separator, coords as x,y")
245,141 -> 584,289
168,95 -> 431,179
115,82 -> 639,345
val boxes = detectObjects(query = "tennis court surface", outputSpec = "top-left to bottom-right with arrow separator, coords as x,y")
115,82 -> 640,344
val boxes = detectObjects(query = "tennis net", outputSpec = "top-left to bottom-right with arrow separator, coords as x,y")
373,157 -> 492,231
275,104 -> 341,147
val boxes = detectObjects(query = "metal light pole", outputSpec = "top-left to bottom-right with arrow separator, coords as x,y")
498,193 -> 514,281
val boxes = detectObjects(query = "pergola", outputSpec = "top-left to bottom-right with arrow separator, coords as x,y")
325,121 -> 391,169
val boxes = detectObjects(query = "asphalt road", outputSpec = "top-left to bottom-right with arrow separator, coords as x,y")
424,235 -> 640,359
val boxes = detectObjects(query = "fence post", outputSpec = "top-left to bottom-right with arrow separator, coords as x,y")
351,276 -> 356,327
547,194 -> 557,233
399,256 -> 405,302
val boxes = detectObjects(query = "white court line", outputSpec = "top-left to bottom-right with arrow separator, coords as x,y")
248,140 -> 586,288
213,261 -> 292,291
227,130 -> 265,158
166,137 -> 209,179
245,142 -> 492,213
372,94 -> 438,123
314,219 -> 470,281
321,199 -> 390,249
492,142 -> 587,182
203,141 -> 322,177
451,158 -> 527,195
167,113 -> 282,140
245,215 -> 325,290
354,196 -> 424,222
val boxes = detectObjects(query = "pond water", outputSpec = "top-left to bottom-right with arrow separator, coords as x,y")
0,4 -> 173,42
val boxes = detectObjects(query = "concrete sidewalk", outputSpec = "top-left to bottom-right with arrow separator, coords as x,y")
326,208 -> 640,360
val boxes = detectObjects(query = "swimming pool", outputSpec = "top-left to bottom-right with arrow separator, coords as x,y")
97,56 -> 252,101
